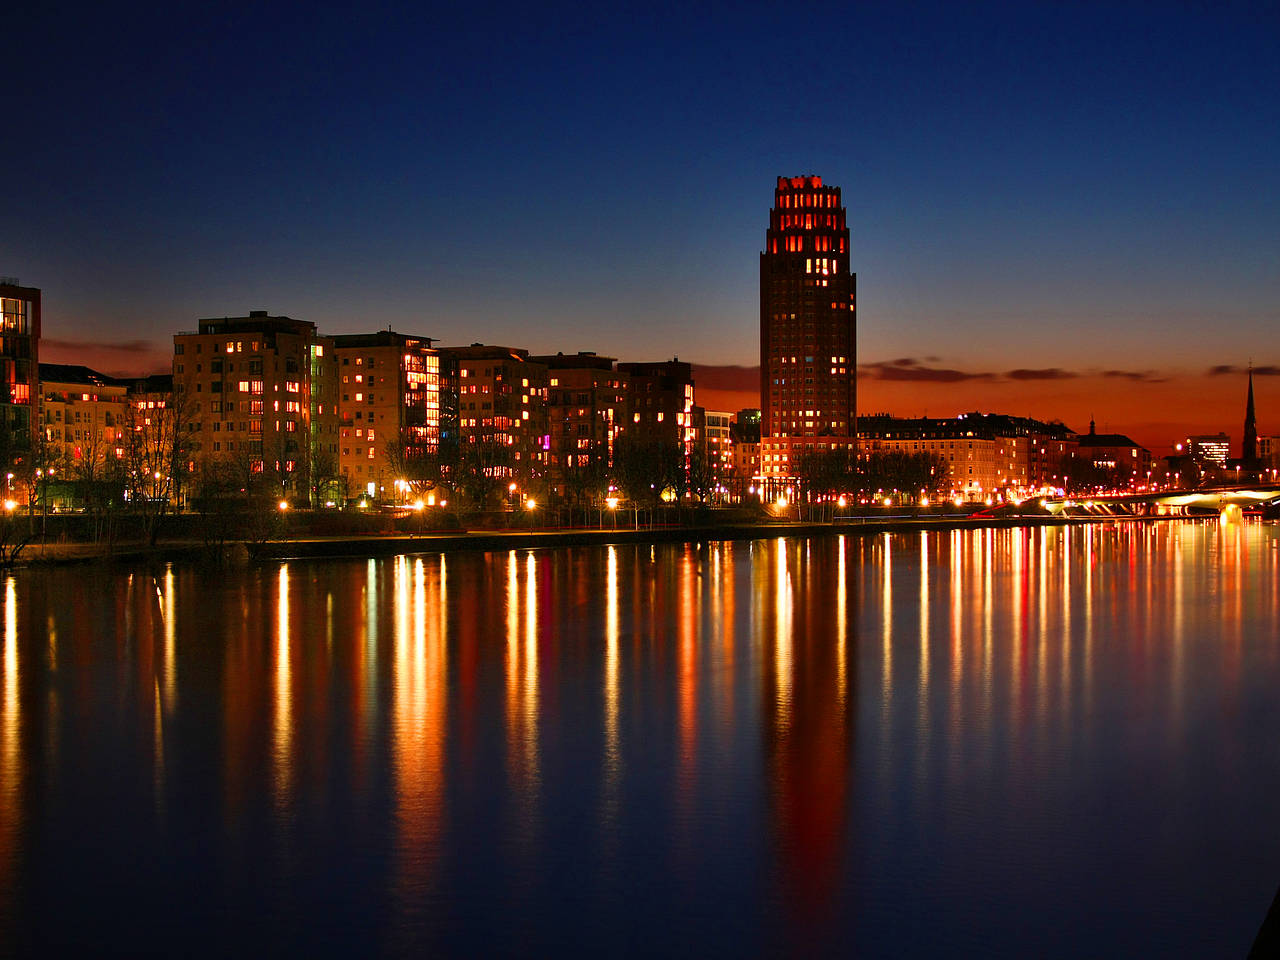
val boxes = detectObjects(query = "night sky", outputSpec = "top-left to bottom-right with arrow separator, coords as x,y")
5,2 -> 1277,449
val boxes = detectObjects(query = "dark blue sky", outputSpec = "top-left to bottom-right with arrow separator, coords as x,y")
5,1 -> 1278,385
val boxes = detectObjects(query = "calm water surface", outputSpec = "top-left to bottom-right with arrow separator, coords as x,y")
2,521 -> 1279,956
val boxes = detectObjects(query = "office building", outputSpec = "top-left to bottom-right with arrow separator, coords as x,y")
1186,433 -> 1231,469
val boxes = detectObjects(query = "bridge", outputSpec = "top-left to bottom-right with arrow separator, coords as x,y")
1042,484 -> 1280,519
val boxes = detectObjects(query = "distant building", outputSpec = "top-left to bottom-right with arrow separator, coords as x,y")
1258,436 -> 1279,473
0,278 -> 40,470
859,412 -> 1040,500
759,176 -> 856,484
1027,423 -> 1078,493
1186,432 -> 1231,469
332,331 -> 442,499
1078,420 -> 1154,488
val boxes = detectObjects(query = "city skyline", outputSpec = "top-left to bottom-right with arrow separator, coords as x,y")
5,2 -> 1277,451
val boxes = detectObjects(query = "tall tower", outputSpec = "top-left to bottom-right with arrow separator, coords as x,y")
1243,366 -> 1258,467
759,177 -> 856,459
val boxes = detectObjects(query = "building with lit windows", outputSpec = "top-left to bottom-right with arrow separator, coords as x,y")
759,176 -> 856,485
1077,420 -> 1154,488
1185,432 -> 1230,469
0,278 -> 40,469
616,359 -> 695,459
174,311 -> 336,501
532,352 -> 628,499
439,344 -> 549,486
699,409 -> 734,483
1258,436 -> 1279,472
332,331 -> 442,499
730,408 -> 762,486
1027,424 -> 1078,493
859,413 -> 1036,500
39,363 -> 129,466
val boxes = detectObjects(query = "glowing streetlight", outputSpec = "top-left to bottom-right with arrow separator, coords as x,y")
837,495 -> 847,508
278,500 -> 289,511
606,497 -> 619,510
3,500 -> 16,512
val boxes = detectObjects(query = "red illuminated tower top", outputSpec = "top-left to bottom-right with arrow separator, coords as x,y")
759,176 -> 856,444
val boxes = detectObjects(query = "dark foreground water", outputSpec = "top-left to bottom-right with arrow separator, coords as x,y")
2,521 -> 1279,956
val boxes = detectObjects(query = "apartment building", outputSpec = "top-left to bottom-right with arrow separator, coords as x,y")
174,311 -> 336,499
533,351 -> 627,498
332,331 -> 442,498
439,344 -> 549,485
39,363 -> 129,466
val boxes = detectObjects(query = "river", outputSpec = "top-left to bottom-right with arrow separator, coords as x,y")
1,520 -> 1278,956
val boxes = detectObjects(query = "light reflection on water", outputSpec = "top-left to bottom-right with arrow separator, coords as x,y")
0,521 -> 1278,956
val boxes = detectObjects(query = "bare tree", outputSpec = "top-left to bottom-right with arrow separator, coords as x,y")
122,382 -> 195,546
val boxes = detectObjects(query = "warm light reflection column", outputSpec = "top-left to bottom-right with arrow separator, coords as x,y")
392,557 -> 448,912
0,579 -> 18,925
505,551 -> 540,848
274,565 -> 293,812
602,547 -> 621,821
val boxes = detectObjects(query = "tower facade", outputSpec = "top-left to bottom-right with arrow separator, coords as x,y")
759,176 -> 856,480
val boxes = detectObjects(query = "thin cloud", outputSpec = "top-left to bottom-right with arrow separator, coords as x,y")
1006,368 -> 1078,381
1208,363 -> 1280,376
860,359 -> 995,382
1102,369 -> 1164,383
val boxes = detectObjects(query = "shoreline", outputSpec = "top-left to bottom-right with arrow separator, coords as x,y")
9,512 -> 1223,567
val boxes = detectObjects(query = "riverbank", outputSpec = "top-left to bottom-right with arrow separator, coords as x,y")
9,512 -> 1213,567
